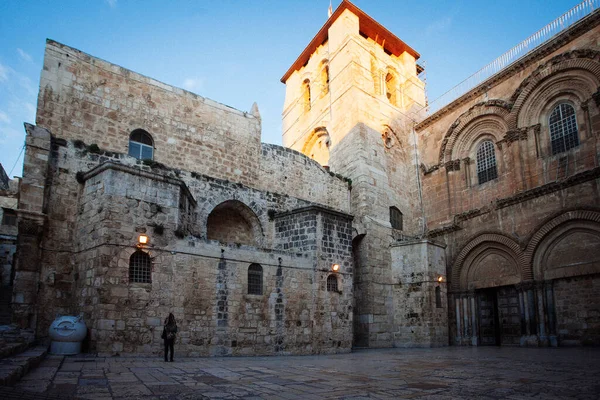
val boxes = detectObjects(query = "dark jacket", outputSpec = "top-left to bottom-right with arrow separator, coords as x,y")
163,323 -> 177,340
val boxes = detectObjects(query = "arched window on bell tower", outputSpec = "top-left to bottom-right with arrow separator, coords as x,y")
303,79 -> 311,112
385,71 -> 398,106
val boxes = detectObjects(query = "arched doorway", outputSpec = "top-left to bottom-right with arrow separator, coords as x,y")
451,234 -> 526,346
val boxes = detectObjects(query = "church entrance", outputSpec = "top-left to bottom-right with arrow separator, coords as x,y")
477,286 -> 521,346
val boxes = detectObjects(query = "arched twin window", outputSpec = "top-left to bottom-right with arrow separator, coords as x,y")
129,250 -> 151,283
476,140 -> 498,185
549,103 -> 579,155
248,263 -> 263,295
389,206 -> 403,231
327,274 -> 338,292
128,129 -> 154,160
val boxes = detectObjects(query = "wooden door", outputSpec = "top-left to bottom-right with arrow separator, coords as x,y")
477,289 -> 498,346
497,286 -> 521,346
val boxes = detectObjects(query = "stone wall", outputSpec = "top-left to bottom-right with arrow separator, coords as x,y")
390,240 -> 447,347
554,274 -> 600,346
20,128 -> 353,355
417,14 -> 600,347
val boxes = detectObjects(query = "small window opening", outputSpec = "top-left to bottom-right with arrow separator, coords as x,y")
129,250 -> 151,283
435,286 -> 442,308
128,129 -> 154,160
549,103 -> 579,155
476,140 -> 498,184
390,206 -> 403,230
327,274 -> 338,292
2,209 -> 17,226
248,263 -> 263,295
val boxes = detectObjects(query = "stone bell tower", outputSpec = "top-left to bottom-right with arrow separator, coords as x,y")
281,0 -> 448,348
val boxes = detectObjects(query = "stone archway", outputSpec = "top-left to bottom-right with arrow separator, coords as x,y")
206,200 -> 264,247
523,210 -> 600,346
451,233 -> 530,346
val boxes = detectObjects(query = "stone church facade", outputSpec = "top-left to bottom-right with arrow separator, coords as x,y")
8,0 -> 600,355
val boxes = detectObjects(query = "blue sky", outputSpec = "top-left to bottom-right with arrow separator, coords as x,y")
0,0 -> 581,178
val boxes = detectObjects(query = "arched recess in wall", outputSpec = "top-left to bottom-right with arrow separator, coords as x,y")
301,126 -> 331,167
206,200 -> 263,247
438,101 -> 511,165
521,210 -> 600,281
507,50 -> 600,130
451,233 -> 524,292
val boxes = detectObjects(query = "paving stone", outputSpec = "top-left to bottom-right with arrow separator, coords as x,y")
5,347 -> 600,399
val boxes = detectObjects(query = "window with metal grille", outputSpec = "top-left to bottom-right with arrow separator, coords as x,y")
248,263 -> 263,295
476,140 -> 498,184
549,103 -> 579,155
129,250 -> 151,283
2,208 -> 17,226
327,275 -> 338,292
389,206 -> 403,230
128,129 -> 154,160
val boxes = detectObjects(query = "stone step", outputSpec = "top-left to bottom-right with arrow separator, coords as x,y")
0,346 -> 48,386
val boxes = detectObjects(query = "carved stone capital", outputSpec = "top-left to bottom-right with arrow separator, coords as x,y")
445,159 -> 461,171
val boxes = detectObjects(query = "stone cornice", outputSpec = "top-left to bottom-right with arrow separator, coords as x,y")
416,10 -> 600,130
427,166 -> 600,237
80,162 -> 197,208
274,205 -> 353,221
496,166 -> 600,209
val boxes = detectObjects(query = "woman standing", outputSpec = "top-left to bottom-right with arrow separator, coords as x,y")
162,313 -> 177,362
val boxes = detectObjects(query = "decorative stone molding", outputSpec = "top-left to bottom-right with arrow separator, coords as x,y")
445,159 -> 461,171
450,232 -> 524,291
497,128 -> 529,148
507,49 -> 600,129
521,209 -> 600,280
435,100 -> 512,164
496,167 -> 600,209
427,223 -> 461,238
420,163 -> 440,175
381,124 -> 401,149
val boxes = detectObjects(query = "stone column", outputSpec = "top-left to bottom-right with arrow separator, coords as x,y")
544,280 -> 558,347
462,293 -> 470,340
535,281 -> 548,346
469,291 -> 478,346
454,294 -> 462,344
516,283 -> 528,346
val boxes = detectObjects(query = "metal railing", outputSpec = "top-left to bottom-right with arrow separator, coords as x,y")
426,0 -> 599,114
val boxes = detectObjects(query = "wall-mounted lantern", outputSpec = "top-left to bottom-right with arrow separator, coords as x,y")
437,275 -> 444,283
332,264 -> 340,272
138,234 -> 149,246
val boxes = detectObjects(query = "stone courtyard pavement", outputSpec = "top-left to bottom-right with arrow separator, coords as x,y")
1,347 -> 599,399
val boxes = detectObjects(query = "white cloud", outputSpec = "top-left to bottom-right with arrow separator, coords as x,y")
0,63 -> 8,82
105,0 -> 117,9
183,78 -> 204,92
17,48 -> 33,63
0,111 -> 10,124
